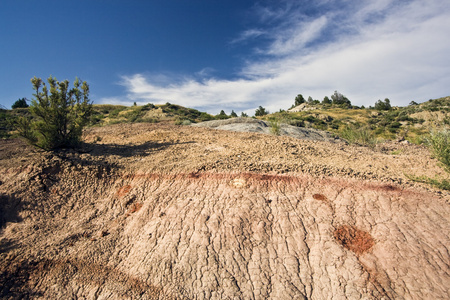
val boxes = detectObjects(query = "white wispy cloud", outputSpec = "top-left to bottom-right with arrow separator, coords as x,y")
101,0 -> 450,114
231,29 -> 266,44
265,16 -> 328,56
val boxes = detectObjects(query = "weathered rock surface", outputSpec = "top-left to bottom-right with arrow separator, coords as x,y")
0,123 -> 449,299
192,117 -> 340,143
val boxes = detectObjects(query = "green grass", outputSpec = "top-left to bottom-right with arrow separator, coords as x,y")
269,120 -> 281,135
407,175 -> 450,190
339,125 -> 377,146
390,150 -> 403,155
427,129 -> 450,172
406,128 -> 450,190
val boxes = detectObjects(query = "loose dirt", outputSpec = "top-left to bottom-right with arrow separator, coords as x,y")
0,122 -> 449,299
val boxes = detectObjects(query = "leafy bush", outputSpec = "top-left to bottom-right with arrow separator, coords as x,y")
19,76 -> 92,150
427,129 -> 450,172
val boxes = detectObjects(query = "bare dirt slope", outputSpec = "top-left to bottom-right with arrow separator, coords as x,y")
0,123 -> 449,299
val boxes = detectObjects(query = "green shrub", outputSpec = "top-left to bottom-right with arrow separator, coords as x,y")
288,119 -> 304,127
427,129 -> 450,172
142,103 -> 155,111
19,76 -> 92,150
199,112 -> 213,122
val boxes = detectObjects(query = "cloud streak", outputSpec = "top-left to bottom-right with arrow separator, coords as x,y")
102,0 -> 450,114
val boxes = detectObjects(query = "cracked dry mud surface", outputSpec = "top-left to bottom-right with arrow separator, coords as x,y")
0,123 -> 449,299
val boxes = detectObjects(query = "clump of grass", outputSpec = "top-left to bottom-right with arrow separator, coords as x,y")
427,129 -> 450,172
390,149 -> 403,155
406,128 -> 450,190
175,119 -> 192,126
269,120 -> 281,135
407,175 -> 450,190
339,125 -> 376,146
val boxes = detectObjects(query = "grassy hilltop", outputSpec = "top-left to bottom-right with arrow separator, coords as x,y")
261,96 -> 449,145
1,96 -> 449,145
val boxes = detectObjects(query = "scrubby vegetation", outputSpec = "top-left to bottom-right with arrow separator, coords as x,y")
2,81 -> 448,158
259,96 -> 449,145
339,125 -> 376,147
17,76 -> 92,150
427,129 -> 450,172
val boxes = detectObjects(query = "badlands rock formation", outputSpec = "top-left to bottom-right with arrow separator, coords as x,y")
0,123 -> 449,299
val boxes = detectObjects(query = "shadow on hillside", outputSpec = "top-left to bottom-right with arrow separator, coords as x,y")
0,193 -> 22,257
81,140 -> 195,158
0,193 -> 23,230
38,140 -> 197,179
0,259 -> 44,298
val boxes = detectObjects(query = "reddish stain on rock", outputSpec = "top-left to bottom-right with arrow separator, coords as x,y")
313,194 -> 328,201
128,203 -> 143,214
116,185 -> 132,197
334,225 -> 375,255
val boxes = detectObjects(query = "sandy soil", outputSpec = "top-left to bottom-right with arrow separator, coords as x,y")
0,122 -> 449,299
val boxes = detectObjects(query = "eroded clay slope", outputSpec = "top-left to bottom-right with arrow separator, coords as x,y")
0,123 -> 449,299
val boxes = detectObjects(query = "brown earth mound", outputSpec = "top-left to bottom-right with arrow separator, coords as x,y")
0,123 -> 449,299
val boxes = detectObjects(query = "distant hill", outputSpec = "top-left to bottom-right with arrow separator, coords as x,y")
1,96 -> 448,144
260,96 -> 449,144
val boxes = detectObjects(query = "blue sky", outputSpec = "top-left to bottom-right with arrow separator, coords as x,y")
1,0 -> 449,114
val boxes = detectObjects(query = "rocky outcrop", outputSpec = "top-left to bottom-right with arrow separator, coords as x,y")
192,117 -> 340,143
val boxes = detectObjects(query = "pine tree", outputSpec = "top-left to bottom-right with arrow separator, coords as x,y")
21,76 -> 92,150
216,110 -> 228,120
255,106 -> 268,116
294,94 -> 305,106
12,98 -> 29,109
